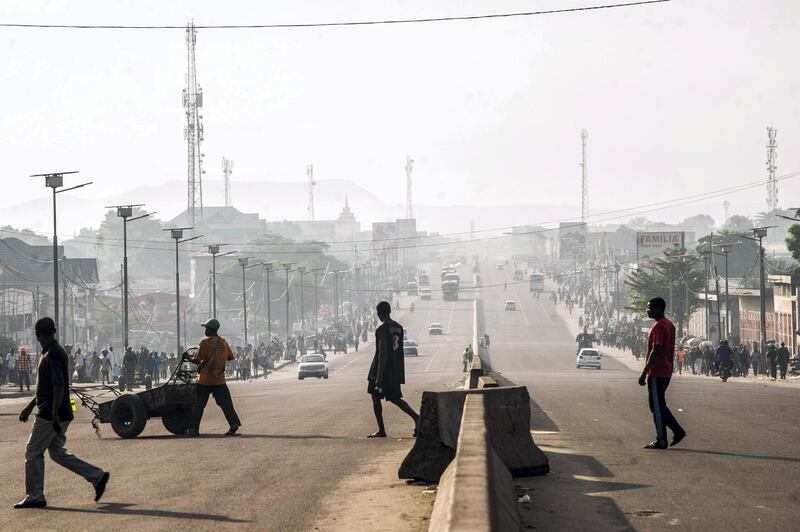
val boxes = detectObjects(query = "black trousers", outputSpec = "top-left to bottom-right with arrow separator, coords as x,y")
193,384 -> 241,431
647,377 -> 684,444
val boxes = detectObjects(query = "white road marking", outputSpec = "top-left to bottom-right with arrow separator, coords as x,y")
425,343 -> 446,372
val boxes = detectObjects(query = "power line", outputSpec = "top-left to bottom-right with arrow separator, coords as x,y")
0,2 -> 672,31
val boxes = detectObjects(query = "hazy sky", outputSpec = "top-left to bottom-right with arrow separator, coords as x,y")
2,0 -> 799,228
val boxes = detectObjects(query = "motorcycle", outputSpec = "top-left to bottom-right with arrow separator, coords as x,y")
410,303 -> 415,313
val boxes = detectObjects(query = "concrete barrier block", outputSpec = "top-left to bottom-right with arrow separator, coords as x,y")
469,355 -> 484,389
428,394 -> 522,532
399,386 -> 549,482
478,376 -> 499,388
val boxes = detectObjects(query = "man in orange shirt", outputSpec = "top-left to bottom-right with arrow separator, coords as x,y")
676,348 -> 685,375
185,319 -> 242,436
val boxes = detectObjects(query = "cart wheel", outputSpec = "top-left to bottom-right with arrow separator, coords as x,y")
110,394 -> 148,439
118,375 -> 126,392
144,374 -> 153,390
161,408 -> 193,435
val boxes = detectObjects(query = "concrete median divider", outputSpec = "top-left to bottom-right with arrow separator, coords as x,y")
428,393 -> 521,531
398,385 -> 549,482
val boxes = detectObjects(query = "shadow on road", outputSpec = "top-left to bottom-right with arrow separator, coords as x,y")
132,433 -> 344,440
670,447 -> 800,463
44,502 -> 251,523
517,448 -> 644,531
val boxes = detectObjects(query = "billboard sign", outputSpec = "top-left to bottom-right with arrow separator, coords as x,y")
636,232 -> 684,263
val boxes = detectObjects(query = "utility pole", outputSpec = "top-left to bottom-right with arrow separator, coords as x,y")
307,164 -> 316,222
405,155 -> 414,219
222,157 -> 233,207
580,129 -> 588,226
311,269 -> 322,335
164,227 -> 202,355
297,266 -> 305,334
262,263 -> 274,341
208,245 -> 234,319
183,21 -> 205,227
239,257 -> 250,346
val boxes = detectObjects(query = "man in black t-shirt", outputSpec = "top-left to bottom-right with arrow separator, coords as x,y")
366,301 -> 420,438
14,318 -> 110,509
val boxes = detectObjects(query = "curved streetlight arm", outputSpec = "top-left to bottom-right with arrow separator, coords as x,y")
55,181 -> 93,194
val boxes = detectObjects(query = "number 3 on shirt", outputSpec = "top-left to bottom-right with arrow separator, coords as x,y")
392,334 -> 400,351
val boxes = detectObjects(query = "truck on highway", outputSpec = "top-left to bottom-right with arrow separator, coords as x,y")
418,272 -> 430,286
442,279 -> 459,301
529,272 -> 544,292
444,272 -> 460,288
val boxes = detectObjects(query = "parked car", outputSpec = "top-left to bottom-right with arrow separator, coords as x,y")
504,300 -> 517,311
403,340 -> 419,357
576,348 -> 602,370
298,354 -> 329,380
428,323 -> 444,335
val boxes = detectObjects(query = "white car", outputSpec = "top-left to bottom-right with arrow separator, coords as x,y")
403,340 -> 419,356
420,287 -> 432,300
576,348 -> 602,370
298,354 -> 329,380
504,300 -> 517,311
428,323 -> 444,335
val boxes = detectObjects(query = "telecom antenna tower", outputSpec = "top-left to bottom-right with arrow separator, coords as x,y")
183,21 -> 205,226
222,157 -> 233,207
405,155 -> 414,219
580,129 -> 588,225
766,126 -> 778,212
307,164 -> 316,221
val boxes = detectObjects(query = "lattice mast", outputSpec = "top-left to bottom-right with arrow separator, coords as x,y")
222,157 -> 233,207
183,21 -> 205,226
307,164 -> 316,221
766,127 -> 778,212
405,155 -> 414,219
580,129 -> 588,225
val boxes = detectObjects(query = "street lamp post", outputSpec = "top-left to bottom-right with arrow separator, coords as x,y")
753,227 -> 769,355
311,269 -> 322,335
262,263 -> 274,341
297,266 -> 305,334
239,257 -> 250,347
107,204 -> 153,350
282,263 -> 293,341
164,228 -> 202,355
716,242 -> 740,340
30,171 -> 92,333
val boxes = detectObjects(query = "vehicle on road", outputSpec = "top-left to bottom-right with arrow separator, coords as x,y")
418,272 -> 430,286
70,348 -> 201,439
529,272 -> 544,292
428,323 -> 444,335
504,300 -> 517,311
407,281 -> 419,295
420,287 -> 432,300
496,264 -> 504,270
576,348 -> 602,369
442,280 -> 459,301
298,354 -> 329,380
403,340 -> 419,357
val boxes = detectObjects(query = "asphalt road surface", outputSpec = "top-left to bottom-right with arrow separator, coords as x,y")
481,261 -> 800,531
0,265 -> 473,531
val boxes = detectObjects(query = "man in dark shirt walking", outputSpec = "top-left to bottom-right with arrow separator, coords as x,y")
638,298 -> 686,450
366,301 -> 419,438
777,342 -> 790,379
15,317 -> 109,509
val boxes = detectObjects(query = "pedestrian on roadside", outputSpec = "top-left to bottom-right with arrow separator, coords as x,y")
122,347 -> 137,391
7,350 -> 17,387
638,297 -> 686,450
676,348 -> 684,375
751,347 -> 762,377
766,344 -> 778,380
185,319 -> 242,436
366,301 -> 420,438
17,348 -> 33,392
100,354 -> 112,385
777,342 -> 790,380
14,317 -> 110,509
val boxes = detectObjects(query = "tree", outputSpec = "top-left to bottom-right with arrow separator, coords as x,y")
682,214 -> 715,239
625,247 -> 705,334
95,208 -> 173,281
627,217 -> 651,230
722,215 -> 753,233
786,224 -> 800,263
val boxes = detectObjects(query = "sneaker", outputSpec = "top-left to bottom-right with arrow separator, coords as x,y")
670,432 -> 686,447
224,427 -> 241,436
367,431 -> 387,438
643,441 -> 668,449
14,499 -> 47,509
94,472 -> 110,502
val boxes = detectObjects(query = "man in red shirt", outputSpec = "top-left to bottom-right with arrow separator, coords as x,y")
638,297 -> 686,449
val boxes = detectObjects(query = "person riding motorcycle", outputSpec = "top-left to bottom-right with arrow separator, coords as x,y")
716,340 -> 734,382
